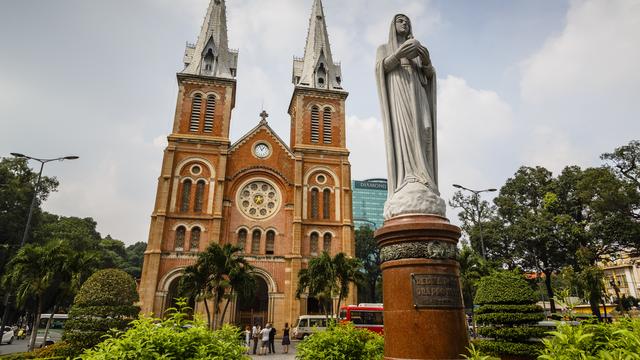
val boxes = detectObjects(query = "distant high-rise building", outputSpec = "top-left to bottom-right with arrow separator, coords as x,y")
352,179 -> 387,229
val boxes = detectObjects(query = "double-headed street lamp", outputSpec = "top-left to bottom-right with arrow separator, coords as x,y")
0,153 -> 79,344
452,184 -> 497,259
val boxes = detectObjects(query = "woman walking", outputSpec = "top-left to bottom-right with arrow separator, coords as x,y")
281,322 -> 291,354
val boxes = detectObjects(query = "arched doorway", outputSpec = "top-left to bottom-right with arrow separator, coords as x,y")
236,276 -> 269,327
164,276 -> 195,318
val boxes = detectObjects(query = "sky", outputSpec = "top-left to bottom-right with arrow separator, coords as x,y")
1,0 -> 639,245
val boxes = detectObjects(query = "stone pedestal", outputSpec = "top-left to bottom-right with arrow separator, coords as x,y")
375,214 -> 469,360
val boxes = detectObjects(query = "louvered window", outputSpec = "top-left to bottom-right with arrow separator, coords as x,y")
203,95 -> 215,132
189,94 -> 202,132
194,180 -> 205,212
251,230 -> 261,254
190,227 -> 201,251
323,233 -> 332,253
310,106 -> 320,143
180,180 -> 192,212
322,107 -> 332,143
175,226 -> 186,250
237,229 -> 247,252
310,232 -> 319,255
266,230 -> 275,255
311,188 -> 319,219
323,189 -> 331,219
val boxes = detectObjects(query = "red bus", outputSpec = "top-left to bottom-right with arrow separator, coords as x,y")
338,303 -> 384,335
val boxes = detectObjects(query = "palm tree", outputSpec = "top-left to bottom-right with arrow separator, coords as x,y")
296,252 -> 337,316
179,261 -> 214,328
216,243 -> 254,329
333,253 -> 364,315
2,241 -> 68,351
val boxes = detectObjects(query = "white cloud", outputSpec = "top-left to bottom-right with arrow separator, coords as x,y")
521,0 -> 640,104
346,115 -> 386,181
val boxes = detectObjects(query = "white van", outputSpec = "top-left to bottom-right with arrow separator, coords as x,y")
36,314 -> 68,347
292,315 -> 336,340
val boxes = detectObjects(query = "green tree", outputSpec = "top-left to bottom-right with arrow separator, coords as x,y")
458,244 -> 491,309
124,241 -> 147,279
180,261 -> 214,327
2,241 -> 70,350
601,139 -> 640,192
63,268 -> 140,354
296,252 -> 336,316
333,252 -> 364,314
355,226 -> 381,303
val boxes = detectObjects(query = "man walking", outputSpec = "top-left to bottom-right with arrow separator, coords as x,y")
252,323 -> 260,355
268,323 -> 277,354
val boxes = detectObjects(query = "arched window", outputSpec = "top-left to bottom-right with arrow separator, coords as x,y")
323,189 -> 331,219
323,233 -> 332,253
310,105 -> 320,143
175,226 -> 186,250
322,107 -> 332,144
203,95 -> 215,132
237,229 -> 247,252
190,227 -> 201,251
251,229 -> 261,254
180,180 -> 192,212
189,94 -> 202,132
203,49 -> 215,72
310,232 -> 319,255
194,180 -> 205,212
266,230 -> 275,255
311,188 -> 319,219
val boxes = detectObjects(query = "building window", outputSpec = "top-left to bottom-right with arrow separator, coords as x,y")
180,180 -> 192,212
190,227 -> 201,251
310,106 -> 320,143
251,229 -> 261,254
189,94 -> 202,132
204,95 -> 215,132
175,226 -> 186,250
322,107 -> 332,143
266,230 -> 275,255
194,180 -> 205,212
323,233 -> 332,253
311,188 -> 319,219
323,189 -> 331,219
310,232 -> 319,255
237,229 -> 247,252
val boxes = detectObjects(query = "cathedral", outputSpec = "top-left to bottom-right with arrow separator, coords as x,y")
139,0 -> 355,328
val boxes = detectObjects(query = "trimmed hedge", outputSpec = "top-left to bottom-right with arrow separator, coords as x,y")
472,271 -> 546,359
474,272 -> 536,305
63,269 -> 140,354
296,322 -> 384,360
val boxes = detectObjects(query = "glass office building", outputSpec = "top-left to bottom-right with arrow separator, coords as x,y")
352,179 -> 387,229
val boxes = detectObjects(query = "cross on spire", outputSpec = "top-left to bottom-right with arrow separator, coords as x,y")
259,110 -> 269,123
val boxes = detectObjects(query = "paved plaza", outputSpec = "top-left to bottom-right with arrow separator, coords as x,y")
248,340 -> 298,360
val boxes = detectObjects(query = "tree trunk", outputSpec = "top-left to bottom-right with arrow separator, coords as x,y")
42,305 -> 58,349
589,292 -> 602,321
220,296 -> 231,329
203,296 -> 211,330
543,269 -> 556,313
28,297 -> 43,352
212,291 -> 219,330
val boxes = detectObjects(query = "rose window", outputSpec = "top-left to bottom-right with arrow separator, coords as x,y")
238,180 -> 280,219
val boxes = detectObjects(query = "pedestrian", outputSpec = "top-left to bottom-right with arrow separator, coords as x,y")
260,323 -> 271,355
252,323 -> 260,355
268,323 -> 276,354
281,322 -> 291,354
244,325 -> 251,354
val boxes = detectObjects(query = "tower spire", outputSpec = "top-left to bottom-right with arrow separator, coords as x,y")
182,0 -> 237,78
292,0 -> 343,90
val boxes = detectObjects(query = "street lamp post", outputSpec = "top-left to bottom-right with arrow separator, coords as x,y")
452,184 -> 497,259
0,153 -> 78,345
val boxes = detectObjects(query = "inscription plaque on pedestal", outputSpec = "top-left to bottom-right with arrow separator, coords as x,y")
411,273 -> 463,308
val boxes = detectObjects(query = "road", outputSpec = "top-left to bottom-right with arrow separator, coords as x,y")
0,338 -> 29,356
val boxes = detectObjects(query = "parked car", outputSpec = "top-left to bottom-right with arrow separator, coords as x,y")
1,326 -> 14,344
292,315 -> 336,340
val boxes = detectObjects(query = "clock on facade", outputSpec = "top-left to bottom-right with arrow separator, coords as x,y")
254,143 -> 271,158
237,180 -> 280,219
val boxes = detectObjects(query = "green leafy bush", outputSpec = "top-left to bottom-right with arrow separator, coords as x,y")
63,269 -> 140,354
296,322 -> 384,360
78,301 -> 248,360
473,271 -> 546,359
33,341 -> 75,359
539,318 -> 640,359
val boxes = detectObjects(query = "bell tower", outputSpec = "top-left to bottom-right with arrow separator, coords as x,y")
139,0 -> 238,315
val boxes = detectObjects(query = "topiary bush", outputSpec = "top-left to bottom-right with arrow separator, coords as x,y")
296,322 -> 384,360
63,269 -> 140,354
473,271 -> 546,359
78,300 -> 248,360
33,340 -> 75,359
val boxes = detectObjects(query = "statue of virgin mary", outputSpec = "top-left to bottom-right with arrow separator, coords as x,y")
375,14 -> 445,219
